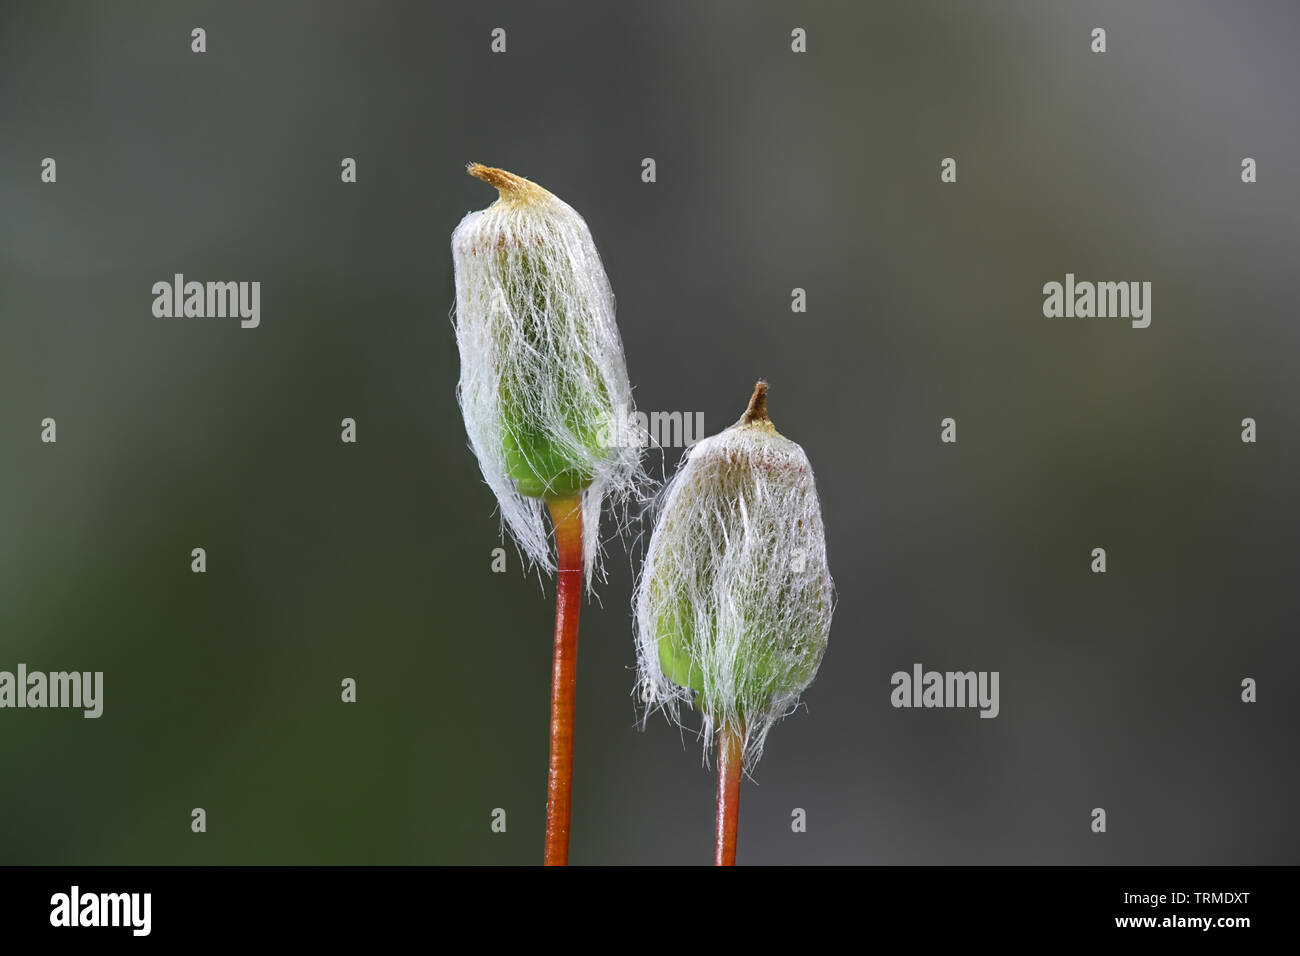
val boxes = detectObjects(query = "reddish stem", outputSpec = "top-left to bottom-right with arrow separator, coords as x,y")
544,496 -> 584,866
714,724 -> 743,866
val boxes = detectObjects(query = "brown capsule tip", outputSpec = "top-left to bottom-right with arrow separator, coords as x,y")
739,380 -> 770,426
467,163 -> 547,204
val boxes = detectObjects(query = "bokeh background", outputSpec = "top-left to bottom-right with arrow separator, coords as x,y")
1,1 -> 1297,865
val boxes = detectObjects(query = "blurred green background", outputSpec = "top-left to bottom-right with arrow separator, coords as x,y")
1,1 -> 1297,864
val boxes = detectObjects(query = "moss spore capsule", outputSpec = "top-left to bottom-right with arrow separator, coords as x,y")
635,381 -> 834,766
452,164 -> 644,586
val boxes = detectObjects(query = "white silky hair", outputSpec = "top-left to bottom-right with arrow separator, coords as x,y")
635,407 -> 834,769
451,166 -> 645,589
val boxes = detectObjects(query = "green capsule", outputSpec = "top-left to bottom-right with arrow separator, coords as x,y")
492,245 -> 610,500
502,425 -> 596,499
654,564 -> 827,707
656,605 -> 705,692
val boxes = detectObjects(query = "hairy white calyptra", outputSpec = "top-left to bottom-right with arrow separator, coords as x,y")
451,165 -> 644,588
635,383 -> 834,768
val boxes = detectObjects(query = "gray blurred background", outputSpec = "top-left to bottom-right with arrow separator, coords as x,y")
1,1 -> 1297,865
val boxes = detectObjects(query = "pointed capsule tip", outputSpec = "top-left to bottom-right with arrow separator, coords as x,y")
466,163 -> 545,203
739,380 -> 770,425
